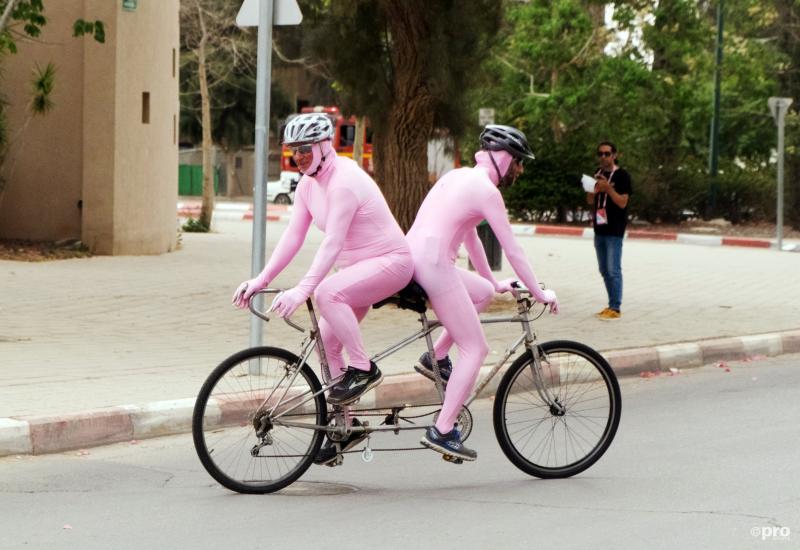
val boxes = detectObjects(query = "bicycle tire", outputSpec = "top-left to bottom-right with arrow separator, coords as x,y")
493,340 -> 621,479
192,346 -> 326,494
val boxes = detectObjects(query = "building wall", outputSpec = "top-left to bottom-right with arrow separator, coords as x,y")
81,0 -> 119,253
0,0 -> 179,255
109,0 -> 179,254
0,2 -> 86,241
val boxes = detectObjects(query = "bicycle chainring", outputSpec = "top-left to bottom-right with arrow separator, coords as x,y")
432,406 -> 473,442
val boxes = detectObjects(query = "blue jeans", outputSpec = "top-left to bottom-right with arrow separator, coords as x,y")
594,234 -> 623,311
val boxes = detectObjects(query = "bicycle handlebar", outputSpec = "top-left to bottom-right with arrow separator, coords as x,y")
248,288 -> 307,333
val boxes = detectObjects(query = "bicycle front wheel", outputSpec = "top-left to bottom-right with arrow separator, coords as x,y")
192,346 -> 326,494
493,340 -> 621,479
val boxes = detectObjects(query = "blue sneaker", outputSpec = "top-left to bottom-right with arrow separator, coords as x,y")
414,352 -> 452,388
420,425 -> 477,461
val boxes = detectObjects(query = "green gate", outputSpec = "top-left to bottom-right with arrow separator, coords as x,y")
178,165 -> 220,196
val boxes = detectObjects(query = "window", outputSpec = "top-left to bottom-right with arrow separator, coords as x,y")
172,48 -> 176,78
235,156 -> 243,169
339,125 -> 355,147
142,92 -> 150,124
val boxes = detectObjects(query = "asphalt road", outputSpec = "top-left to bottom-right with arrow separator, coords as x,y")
1,354 -> 798,550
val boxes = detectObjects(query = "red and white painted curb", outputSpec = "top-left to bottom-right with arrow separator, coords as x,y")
2,329 -> 799,458
177,202 -> 796,251
509,224 -> 797,251
177,201 -> 293,222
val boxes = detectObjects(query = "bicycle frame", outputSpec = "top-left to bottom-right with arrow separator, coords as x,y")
248,287 -> 561,436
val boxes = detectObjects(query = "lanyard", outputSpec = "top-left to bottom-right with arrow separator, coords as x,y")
595,167 -> 617,209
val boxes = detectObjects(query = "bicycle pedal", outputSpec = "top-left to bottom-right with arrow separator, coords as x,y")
442,454 -> 464,465
325,455 -> 344,468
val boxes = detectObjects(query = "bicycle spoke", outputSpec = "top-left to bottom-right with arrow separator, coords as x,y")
496,343 -> 620,478
194,348 -> 325,493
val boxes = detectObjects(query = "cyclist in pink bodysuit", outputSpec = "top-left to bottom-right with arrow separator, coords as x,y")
407,125 -> 559,461
233,113 -> 412,465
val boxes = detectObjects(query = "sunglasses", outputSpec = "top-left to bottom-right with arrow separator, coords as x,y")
597,151 -> 614,158
289,144 -> 314,155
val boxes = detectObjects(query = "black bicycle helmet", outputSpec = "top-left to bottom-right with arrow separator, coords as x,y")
479,124 -> 536,161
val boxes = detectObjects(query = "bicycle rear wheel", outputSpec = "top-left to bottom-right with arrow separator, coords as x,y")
493,340 -> 621,479
192,346 -> 326,494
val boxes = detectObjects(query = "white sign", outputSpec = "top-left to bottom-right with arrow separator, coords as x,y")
237,0 -> 302,27
768,97 -> 793,124
581,174 -> 597,193
478,108 -> 495,126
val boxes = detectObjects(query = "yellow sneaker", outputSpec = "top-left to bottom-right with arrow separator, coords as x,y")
596,307 -> 611,317
598,309 -> 621,321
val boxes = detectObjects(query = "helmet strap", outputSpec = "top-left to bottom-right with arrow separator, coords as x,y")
487,150 -> 504,185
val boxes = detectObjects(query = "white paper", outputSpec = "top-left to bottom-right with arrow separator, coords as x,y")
581,174 -> 597,193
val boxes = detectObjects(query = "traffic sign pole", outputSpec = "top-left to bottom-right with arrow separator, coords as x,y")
769,97 -> 793,251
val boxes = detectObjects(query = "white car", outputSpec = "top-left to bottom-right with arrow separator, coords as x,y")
265,172 -> 299,205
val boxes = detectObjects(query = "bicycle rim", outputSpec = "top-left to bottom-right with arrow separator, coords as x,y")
494,340 -> 621,478
192,347 -> 326,494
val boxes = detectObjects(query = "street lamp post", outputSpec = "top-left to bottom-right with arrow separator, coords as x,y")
708,0 -> 724,218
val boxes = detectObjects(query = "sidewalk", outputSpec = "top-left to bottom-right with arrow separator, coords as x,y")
2,217 -> 799,455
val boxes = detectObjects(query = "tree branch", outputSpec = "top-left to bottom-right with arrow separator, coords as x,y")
0,0 -> 19,36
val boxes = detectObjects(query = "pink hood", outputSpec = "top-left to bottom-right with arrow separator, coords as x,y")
474,150 -> 515,186
306,140 -> 336,182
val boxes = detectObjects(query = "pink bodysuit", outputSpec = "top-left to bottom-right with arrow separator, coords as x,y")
234,141 -> 413,377
406,150 -> 558,434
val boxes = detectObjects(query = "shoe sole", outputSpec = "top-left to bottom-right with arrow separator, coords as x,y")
326,374 -> 384,405
598,315 -> 621,321
414,363 -> 449,389
419,436 -> 476,462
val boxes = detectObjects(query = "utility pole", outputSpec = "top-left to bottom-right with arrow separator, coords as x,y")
708,0 -> 724,218
769,97 -> 793,251
236,0 -> 301,350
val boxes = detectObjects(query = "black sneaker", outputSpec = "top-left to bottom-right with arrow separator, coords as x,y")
314,418 -> 366,466
420,425 -> 477,461
327,362 -> 383,405
414,352 -> 452,388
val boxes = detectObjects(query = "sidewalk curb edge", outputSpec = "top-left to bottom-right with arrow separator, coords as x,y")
2,329 -> 799,458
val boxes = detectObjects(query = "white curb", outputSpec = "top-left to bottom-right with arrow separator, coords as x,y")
0,418 -> 32,455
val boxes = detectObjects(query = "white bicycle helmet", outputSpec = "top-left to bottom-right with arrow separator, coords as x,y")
283,113 -> 334,145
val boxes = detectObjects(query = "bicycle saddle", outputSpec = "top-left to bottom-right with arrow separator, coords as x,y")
372,280 -> 428,313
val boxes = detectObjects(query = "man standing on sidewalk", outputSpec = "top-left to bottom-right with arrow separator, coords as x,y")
587,141 -> 633,320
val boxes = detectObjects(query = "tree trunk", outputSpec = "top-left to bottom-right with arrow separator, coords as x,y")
550,68 -> 564,143
376,0 -> 436,232
196,2 -> 215,228
225,149 -> 240,198
352,115 -> 365,170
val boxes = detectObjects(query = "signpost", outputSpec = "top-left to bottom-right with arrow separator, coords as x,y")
237,0 -> 302,350
768,97 -> 793,251
478,108 -> 495,127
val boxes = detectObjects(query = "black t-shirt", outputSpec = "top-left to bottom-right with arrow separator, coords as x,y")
592,167 -> 633,237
